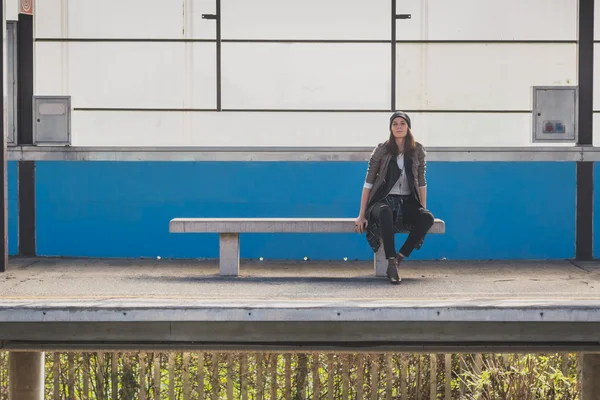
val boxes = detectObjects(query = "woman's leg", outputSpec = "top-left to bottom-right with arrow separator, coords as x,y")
371,201 -> 401,284
398,198 -> 434,259
370,201 -> 397,259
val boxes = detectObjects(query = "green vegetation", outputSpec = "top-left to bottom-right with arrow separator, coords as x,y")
0,351 -> 580,399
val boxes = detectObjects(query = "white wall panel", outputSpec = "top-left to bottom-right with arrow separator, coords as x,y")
222,0 -> 390,40
6,0 -> 18,20
69,43 -> 185,108
35,0 -> 216,39
189,112 -> 389,146
192,0 -> 218,40
71,111 -> 187,146
396,44 -> 577,110
596,0 -> 600,40
190,113 -> 534,147
67,0 -> 187,39
34,0 -> 581,41
397,0 -> 577,41
594,114 -> 600,147
594,43 -> 600,109
35,0 -> 62,38
222,43 -> 390,110
73,111 -> 393,146
191,44 -> 218,108
35,42 -> 217,109
408,113 -> 534,146
72,111 -> 537,147
35,42 -> 67,95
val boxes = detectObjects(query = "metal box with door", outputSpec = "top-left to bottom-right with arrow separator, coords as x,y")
33,96 -> 71,145
532,86 -> 578,143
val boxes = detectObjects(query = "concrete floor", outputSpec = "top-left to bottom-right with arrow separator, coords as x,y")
2,257 -> 600,350
1,257 -> 599,300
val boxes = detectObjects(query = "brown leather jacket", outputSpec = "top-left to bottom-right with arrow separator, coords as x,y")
364,141 -> 427,216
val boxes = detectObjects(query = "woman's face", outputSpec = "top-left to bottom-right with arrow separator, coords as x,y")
391,117 -> 408,139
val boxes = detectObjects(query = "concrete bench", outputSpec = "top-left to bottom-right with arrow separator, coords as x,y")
169,218 -> 445,277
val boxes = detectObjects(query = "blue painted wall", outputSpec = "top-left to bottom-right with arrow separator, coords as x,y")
30,161 -> 575,260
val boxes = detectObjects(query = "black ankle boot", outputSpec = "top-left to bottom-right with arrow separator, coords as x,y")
386,259 -> 401,284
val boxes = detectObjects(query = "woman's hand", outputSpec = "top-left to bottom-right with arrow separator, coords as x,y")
355,215 -> 368,233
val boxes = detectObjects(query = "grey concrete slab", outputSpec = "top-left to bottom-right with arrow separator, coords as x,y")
4,321 -> 600,352
1,257 -> 599,350
1,257 -> 597,300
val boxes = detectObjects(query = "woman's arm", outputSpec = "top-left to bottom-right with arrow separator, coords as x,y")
358,187 -> 371,218
355,187 -> 371,233
417,145 -> 427,209
356,145 -> 381,233
364,144 -> 382,186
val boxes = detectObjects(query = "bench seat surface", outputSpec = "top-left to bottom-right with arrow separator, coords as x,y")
170,218 -> 445,234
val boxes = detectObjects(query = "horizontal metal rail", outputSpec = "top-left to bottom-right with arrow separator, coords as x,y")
6,145 -> 598,162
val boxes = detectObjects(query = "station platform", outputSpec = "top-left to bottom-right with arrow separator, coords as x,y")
1,257 -> 599,352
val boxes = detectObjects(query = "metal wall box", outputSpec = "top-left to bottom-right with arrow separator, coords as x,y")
532,86 -> 578,143
33,96 -> 71,145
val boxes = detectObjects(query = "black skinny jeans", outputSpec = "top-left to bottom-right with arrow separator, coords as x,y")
370,195 -> 434,259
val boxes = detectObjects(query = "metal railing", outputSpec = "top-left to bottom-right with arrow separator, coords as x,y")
6,145 -> 599,162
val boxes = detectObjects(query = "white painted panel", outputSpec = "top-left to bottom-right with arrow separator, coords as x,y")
35,0 -> 62,38
73,110 -> 538,147
34,42 -> 66,95
36,42 -> 217,108
72,111 -> 388,146
36,0 -> 215,39
594,43 -> 600,109
195,112 -> 532,147
6,0 -> 18,20
409,113 -> 536,146
68,0 -> 185,39
191,44 -> 218,108
68,43 -> 185,108
397,0 -> 577,41
189,112 -> 389,146
222,0 -> 390,40
53,42 -> 215,109
396,43 -> 577,110
191,0 -> 218,40
222,43 -> 390,110
596,0 -> 600,40
72,111 -> 186,146
594,114 -> 600,147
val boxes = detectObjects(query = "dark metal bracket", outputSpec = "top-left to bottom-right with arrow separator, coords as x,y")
395,14 -> 412,19
202,14 -> 218,20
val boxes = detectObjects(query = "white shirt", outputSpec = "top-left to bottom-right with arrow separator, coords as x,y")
388,153 -> 412,195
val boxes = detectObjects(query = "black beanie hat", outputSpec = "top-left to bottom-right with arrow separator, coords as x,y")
389,111 -> 411,129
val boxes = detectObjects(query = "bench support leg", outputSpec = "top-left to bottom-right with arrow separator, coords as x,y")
374,244 -> 387,277
219,233 -> 240,276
